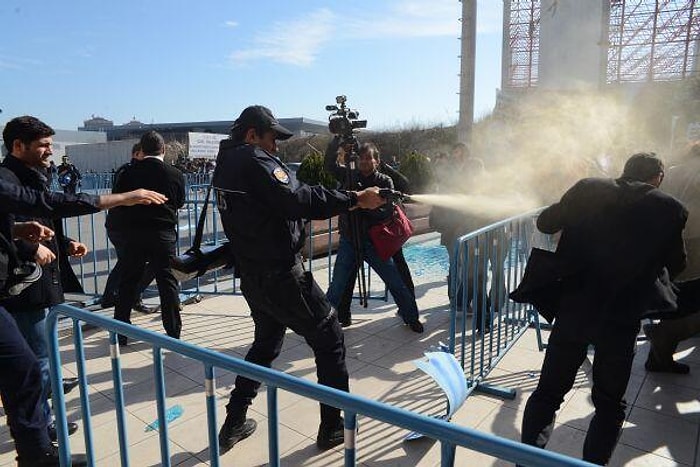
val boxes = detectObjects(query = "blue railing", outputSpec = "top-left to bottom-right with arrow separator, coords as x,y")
47,304 -> 594,467
448,208 -> 552,400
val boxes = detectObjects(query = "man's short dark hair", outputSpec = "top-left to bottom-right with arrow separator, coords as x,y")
2,116 -> 55,152
621,152 -> 664,182
131,142 -> 142,156
359,142 -> 380,162
140,131 -> 165,156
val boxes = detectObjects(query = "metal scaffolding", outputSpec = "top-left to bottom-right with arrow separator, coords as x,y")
505,0 -> 541,88
607,0 -> 700,83
503,0 -> 700,87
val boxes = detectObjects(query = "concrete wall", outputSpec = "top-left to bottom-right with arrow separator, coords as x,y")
538,0 -> 607,91
66,139 -> 138,173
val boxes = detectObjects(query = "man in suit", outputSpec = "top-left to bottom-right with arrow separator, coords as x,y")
112,131 -> 186,345
100,142 -> 158,314
520,153 -> 687,465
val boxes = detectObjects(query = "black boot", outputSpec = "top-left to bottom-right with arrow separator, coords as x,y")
218,413 -> 257,454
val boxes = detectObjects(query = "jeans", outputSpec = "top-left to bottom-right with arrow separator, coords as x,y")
327,237 -> 419,323
0,306 -> 53,459
11,308 -> 51,426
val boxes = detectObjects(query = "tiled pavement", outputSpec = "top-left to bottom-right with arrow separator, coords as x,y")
2,242 -> 699,466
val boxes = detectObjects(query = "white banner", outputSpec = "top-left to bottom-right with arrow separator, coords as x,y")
188,132 -> 228,159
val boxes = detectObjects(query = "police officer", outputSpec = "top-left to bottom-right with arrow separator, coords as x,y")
0,175 -> 167,465
213,105 -> 386,454
56,155 -> 81,195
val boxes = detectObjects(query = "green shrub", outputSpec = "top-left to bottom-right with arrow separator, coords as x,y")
296,152 -> 337,189
399,151 -> 433,193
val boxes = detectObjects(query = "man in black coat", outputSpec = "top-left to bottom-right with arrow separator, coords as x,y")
100,142 -> 158,313
0,133 -> 92,441
111,131 -> 186,345
0,115 -> 168,466
520,153 -> 687,465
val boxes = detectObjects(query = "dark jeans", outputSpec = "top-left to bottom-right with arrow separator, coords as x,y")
0,306 -> 53,459
521,319 -> 639,465
327,237 -> 419,323
102,229 -> 155,303
114,229 -> 181,340
337,247 -> 415,322
10,308 -> 51,426
227,262 -> 348,426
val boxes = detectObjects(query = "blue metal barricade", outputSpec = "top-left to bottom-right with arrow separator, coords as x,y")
448,209 -> 552,400
46,304 -> 594,467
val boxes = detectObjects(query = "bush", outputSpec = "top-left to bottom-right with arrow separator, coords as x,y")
399,151 -> 433,193
296,152 -> 337,189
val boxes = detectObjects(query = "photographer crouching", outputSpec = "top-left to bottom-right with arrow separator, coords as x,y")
323,96 -> 422,333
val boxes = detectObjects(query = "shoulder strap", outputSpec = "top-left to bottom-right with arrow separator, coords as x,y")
191,185 -> 212,251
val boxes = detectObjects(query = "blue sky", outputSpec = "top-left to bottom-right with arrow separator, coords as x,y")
0,1 -> 503,132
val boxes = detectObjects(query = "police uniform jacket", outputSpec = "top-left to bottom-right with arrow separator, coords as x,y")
0,156 -> 83,312
212,140 -> 356,272
536,177 -> 687,331
0,179 -> 102,295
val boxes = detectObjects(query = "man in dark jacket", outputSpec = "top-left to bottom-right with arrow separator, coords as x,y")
212,105 -> 385,454
324,139 -> 422,331
0,115 -> 168,466
111,131 -> 186,345
100,143 -> 158,313
520,153 -> 688,465
0,135 -> 91,441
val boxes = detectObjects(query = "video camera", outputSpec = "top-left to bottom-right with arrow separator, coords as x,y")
325,95 -> 367,143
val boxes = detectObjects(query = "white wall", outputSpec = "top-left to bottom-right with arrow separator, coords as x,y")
538,0 -> 607,90
66,139 -> 138,172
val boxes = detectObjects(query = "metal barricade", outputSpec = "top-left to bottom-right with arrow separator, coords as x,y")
448,209 -> 552,400
46,304 -> 594,467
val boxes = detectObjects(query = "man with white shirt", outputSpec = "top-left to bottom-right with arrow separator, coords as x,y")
111,131 -> 186,345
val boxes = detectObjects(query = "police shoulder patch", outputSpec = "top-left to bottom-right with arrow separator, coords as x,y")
273,167 -> 290,184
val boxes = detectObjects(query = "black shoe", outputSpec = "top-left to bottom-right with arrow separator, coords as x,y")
48,421 -> 79,442
17,444 -> 87,467
339,316 -> 352,327
406,320 -> 424,333
117,335 -> 128,347
317,418 -> 345,450
644,352 -> 690,374
99,296 -> 117,308
133,301 -> 160,314
63,377 -> 80,395
218,414 -> 257,454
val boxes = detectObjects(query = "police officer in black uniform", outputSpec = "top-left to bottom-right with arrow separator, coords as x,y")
213,105 -> 386,454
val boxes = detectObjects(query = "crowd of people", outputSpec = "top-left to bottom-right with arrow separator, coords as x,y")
0,106 -> 699,466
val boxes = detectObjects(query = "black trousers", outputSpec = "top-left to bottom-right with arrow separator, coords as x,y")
521,319 -> 639,465
226,262 -> 348,426
337,247 -> 415,322
113,229 -> 181,339
102,229 -> 156,303
0,306 -> 52,459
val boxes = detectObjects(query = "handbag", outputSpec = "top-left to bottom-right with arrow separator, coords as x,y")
368,204 -> 414,261
170,185 -> 231,282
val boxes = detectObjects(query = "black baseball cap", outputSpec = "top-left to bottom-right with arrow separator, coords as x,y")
232,105 -> 293,140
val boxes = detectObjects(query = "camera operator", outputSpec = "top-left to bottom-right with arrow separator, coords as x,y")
212,105 -> 385,455
324,138 -> 423,332
0,169 -> 166,466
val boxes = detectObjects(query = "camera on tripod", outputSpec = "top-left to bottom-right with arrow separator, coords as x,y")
325,95 -> 367,141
